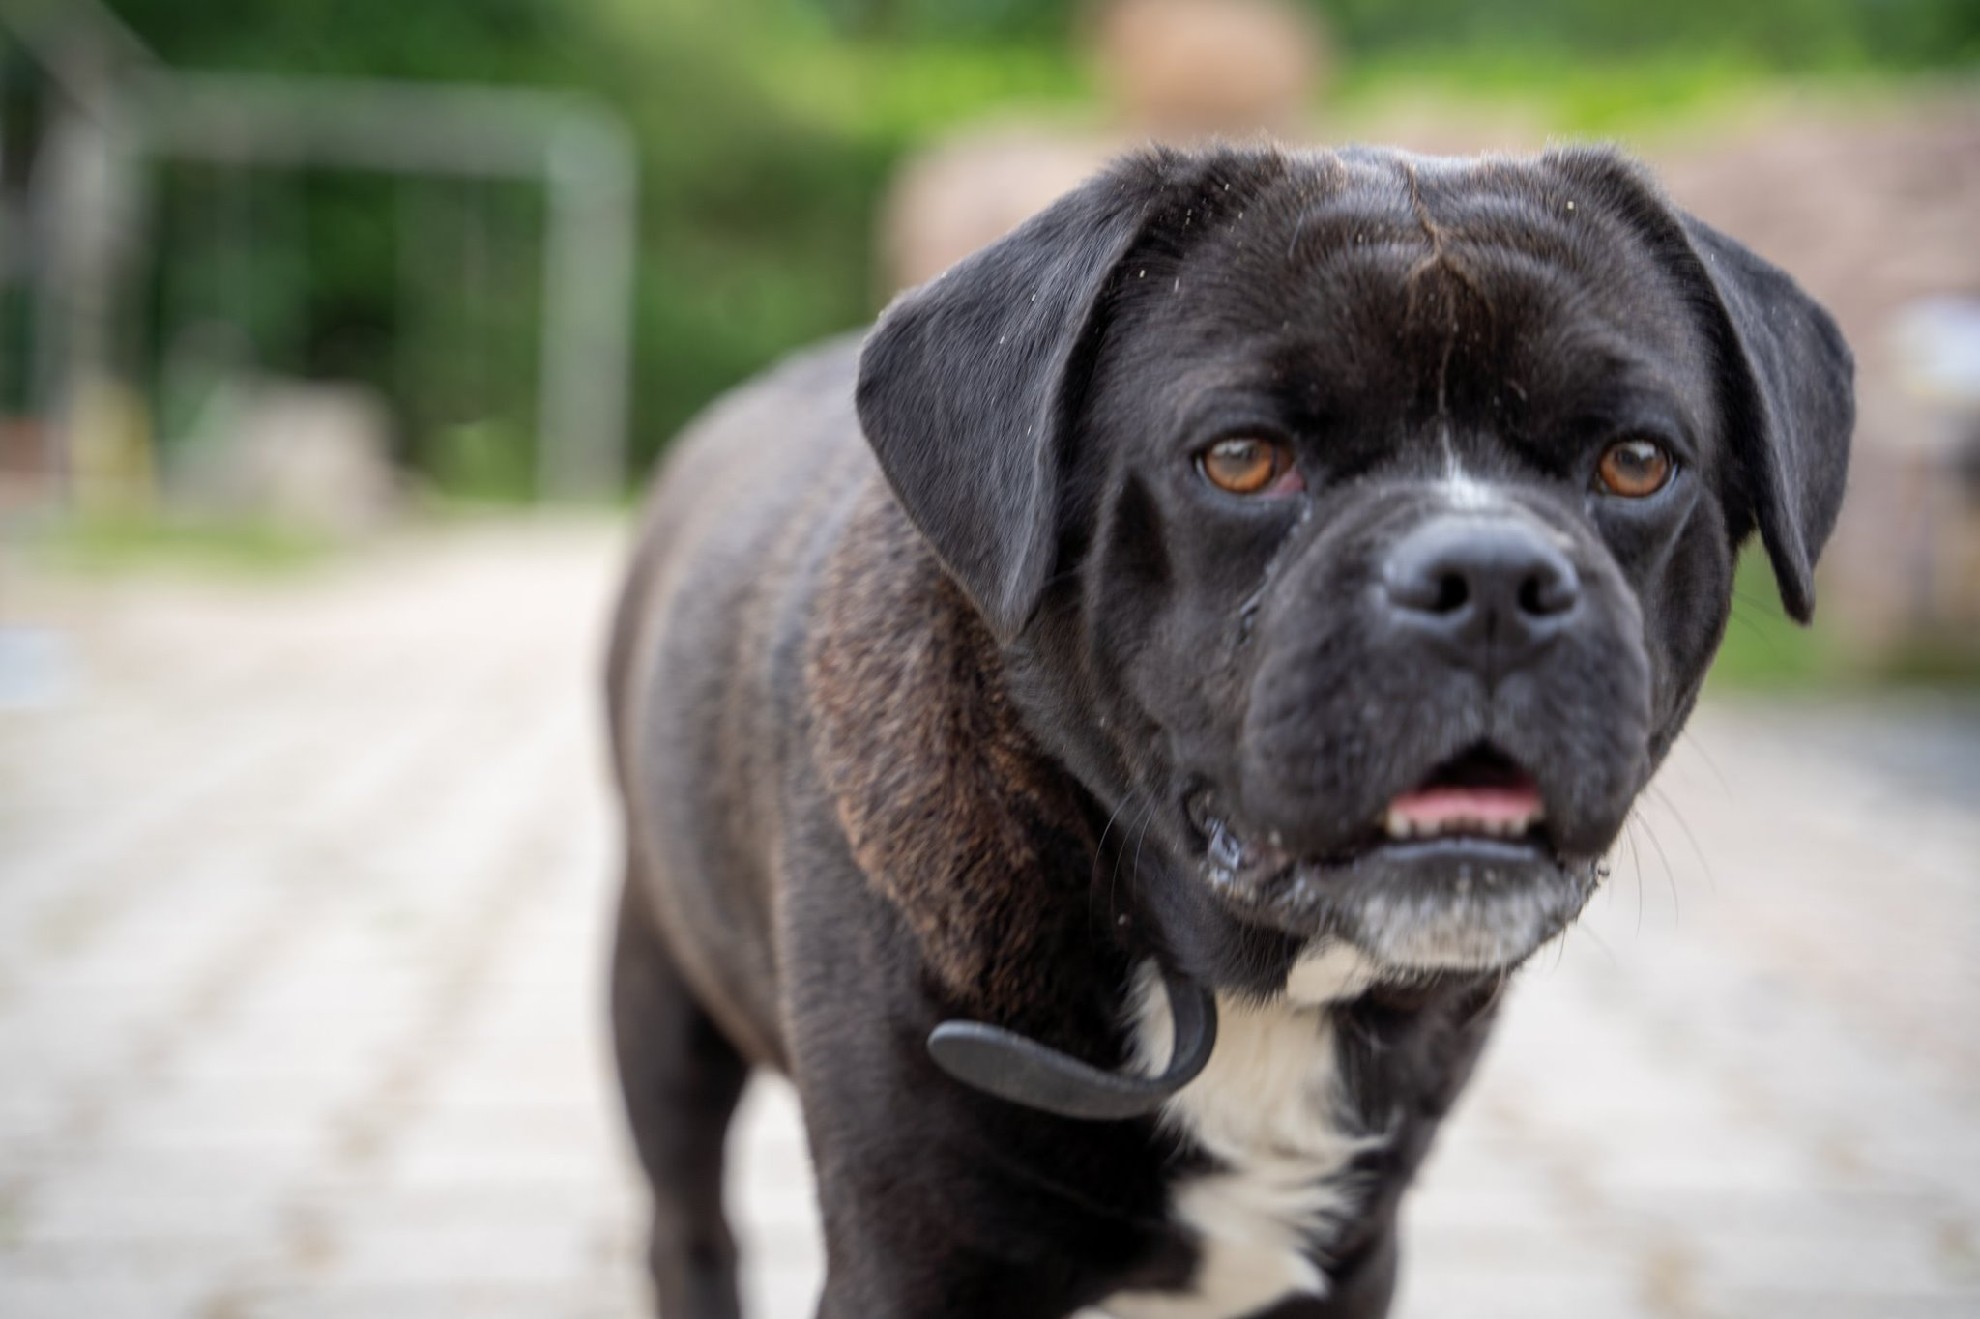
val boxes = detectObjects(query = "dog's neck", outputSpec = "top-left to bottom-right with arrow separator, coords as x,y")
805,483 -> 1132,1050
806,479 -> 1505,1121
1105,958 -> 1504,1315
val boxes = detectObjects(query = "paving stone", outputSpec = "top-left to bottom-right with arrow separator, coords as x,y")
233,1280 -> 635,1319
0,1271 -> 213,1319
4,519 -> 1976,1319
1392,1265 -> 1658,1319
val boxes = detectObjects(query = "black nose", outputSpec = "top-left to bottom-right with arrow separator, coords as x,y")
1382,515 -> 1581,672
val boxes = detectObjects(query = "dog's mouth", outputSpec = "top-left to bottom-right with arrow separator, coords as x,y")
1380,743 -> 1546,844
1185,742 -> 1597,970
1190,742 -> 1554,865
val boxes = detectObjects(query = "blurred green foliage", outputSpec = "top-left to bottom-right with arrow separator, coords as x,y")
1703,548 -> 1980,691
103,0 -> 1977,494
29,510 -> 336,576
1705,549 -> 1839,691
109,0 -> 1090,487
1321,0 -> 1979,69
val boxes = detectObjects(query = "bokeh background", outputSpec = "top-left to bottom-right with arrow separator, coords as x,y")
1,0 -> 1977,1316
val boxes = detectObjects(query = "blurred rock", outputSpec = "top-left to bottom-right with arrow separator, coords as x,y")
1656,100 -> 1980,654
1095,0 -> 1327,138
175,379 -> 398,536
881,126 -> 1114,293
880,0 -> 1328,289
879,44 -> 1980,663
0,417 -> 54,514
1892,296 -> 1980,412
1823,307 -> 1980,649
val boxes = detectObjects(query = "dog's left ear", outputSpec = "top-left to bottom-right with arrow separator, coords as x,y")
857,150 -> 1216,640
1548,148 -> 1854,624
1676,215 -> 1855,623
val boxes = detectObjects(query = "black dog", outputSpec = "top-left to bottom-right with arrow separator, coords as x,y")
605,144 -> 1851,1319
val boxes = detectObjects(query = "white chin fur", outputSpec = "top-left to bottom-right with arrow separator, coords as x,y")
1340,882 -> 1578,972
1284,940 -> 1384,1004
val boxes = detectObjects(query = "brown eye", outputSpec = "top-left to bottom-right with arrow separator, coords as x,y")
1595,439 -> 1674,498
1199,437 -> 1296,496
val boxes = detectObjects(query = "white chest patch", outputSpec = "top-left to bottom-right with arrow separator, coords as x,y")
1096,954 -> 1383,1319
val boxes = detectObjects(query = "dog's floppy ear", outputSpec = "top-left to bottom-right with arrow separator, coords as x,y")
1676,215 -> 1854,623
1548,147 -> 1854,623
856,153 -> 1177,640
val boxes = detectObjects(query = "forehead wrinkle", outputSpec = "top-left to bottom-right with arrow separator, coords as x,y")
1121,152 -> 1711,446
1284,220 -> 1682,377
1278,152 -> 1642,288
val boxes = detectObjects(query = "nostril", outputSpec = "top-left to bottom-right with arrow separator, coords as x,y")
1384,517 -> 1578,628
1385,563 -> 1473,616
1517,565 -> 1580,617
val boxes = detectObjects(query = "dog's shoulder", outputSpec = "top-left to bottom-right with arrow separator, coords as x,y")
802,483 -> 1124,1040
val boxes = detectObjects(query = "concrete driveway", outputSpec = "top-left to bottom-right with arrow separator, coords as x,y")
3,520 -> 1976,1318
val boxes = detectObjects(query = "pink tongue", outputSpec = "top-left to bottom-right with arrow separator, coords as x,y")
1388,784 -> 1541,825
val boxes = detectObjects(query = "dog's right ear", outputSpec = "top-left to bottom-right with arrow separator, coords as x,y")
855,152 -> 1191,641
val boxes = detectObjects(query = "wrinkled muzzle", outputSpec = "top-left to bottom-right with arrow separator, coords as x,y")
1206,489 -> 1651,968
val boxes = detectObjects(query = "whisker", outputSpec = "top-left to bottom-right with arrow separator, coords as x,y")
1572,917 -> 1617,969
1623,816 -> 1646,938
1105,788 -> 1151,928
1548,921 -> 1572,974
1675,725 -> 1733,795
1126,794 -> 1161,907
1643,781 -> 1717,895
1471,964 -> 1512,1025
1091,788 -> 1140,937
1631,811 -> 1683,926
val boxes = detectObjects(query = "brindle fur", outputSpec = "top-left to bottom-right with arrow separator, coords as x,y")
807,483 -> 1123,1045
606,142 -> 1850,1319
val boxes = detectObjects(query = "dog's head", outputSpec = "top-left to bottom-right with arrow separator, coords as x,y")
857,145 -> 1851,989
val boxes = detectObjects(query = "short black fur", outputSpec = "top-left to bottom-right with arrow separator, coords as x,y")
607,142 -> 1852,1319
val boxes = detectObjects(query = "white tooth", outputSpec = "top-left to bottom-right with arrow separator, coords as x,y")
1384,809 -> 1407,839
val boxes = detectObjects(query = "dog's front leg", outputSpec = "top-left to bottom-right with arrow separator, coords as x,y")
811,1210 -> 1079,1319
800,1084 -> 1126,1319
782,863 -> 1172,1319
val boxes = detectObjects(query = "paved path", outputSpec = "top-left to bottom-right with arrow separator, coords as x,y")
3,520 -> 1977,1318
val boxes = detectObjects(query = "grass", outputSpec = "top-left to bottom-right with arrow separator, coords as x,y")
757,39 -> 1093,142
19,512 -> 1972,687
1707,549 -> 1838,690
22,511 -> 339,578
1706,546 -> 1980,690
1329,51 -> 1927,144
